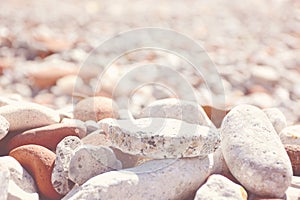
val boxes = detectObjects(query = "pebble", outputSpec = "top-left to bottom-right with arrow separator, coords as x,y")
284,144 -> 300,176
279,125 -> 300,145
74,96 -> 119,122
0,163 -> 9,200
139,98 -> 214,127
221,104 -> 292,197
68,145 -> 122,185
7,122 -> 86,152
0,103 -> 60,132
62,156 -> 212,200
27,62 -> 78,89
9,144 -> 62,200
81,130 -> 143,168
52,136 -> 82,195
99,117 -> 220,159
194,174 -> 247,200
0,156 -> 39,200
263,108 -> 287,134
0,115 -> 9,141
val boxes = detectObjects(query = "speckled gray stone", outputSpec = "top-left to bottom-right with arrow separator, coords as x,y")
0,103 -> 60,131
139,98 -> 214,126
263,108 -> 287,134
62,156 -> 212,200
0,156 -> 39,200
221,104 -> 292,198
52,136 -> 83,195
279,125 -> 300,145
68,145 -> 122,185
99,117 -> 220,159
0,115 -> 9,141
194,174 -> 247,200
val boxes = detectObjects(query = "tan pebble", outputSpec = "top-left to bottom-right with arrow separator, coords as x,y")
74,96 -> 119,122
27,63 -> 78,89
9,144 -> 62,200
7,122 -> 86,152
0,103 -> 60,132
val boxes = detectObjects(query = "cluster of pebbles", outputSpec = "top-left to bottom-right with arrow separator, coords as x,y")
0,0 -> 299,200
0,96 -> 299,200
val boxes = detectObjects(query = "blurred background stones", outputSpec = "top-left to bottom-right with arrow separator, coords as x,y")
0,0 -> 299,124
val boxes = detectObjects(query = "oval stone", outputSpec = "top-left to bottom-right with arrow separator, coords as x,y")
221,104 -> 292,198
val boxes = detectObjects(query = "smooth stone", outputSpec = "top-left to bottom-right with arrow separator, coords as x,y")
9,144 -> 62,200
0,115 -> 9,141
263,108 -> 287,134
0,164 -> 9,200
52,136 -> 82,195
279,125 -> 300,145
0,103 -> 60,132
194,174 -> 247,200
221,104 -> 292,197
0,156 -> 38,200
73,96 -> 119,122
7,122 -> 86,152
139,98 -> 214,127
99,117 -> 220,159
82,130 -> 143,168
68,145 -> 122,185
62,156 -> 212,200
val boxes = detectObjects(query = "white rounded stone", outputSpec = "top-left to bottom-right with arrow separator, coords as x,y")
0,115 -> 9,141
139,98 -> 214,126
279,125 -> 300,145
52,136 -> 83,195
68,145 -> 122,185
263,107 -> 287,134
99,117 -> 220,159
0,156 -> 39,200
194,174 -> 247,200
221,104 -> 292,197
62,156 -> 212,200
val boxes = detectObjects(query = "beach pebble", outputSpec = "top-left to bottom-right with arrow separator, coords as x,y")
62,156 -> 212,200
52,136 -> 82,195
0,164 -> 9,200
9,144 -> 62,200
194,174 -> 247,200
0,115 -> 9,141
68,145 -> 122,185
0,156 -> 39,200
139,98 -> 214,126
0,103 -> 60,132
99,117 -> 220,159
82,130 -> 142,168
210,147 -> 234,181
221,104 -> 292,197
74,96 -> 119,122
7,122 -> 86,152
263,108 -> 287,134
284,144 -> 300,176
27,63 -> 78,89
279,125 -> 300,145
